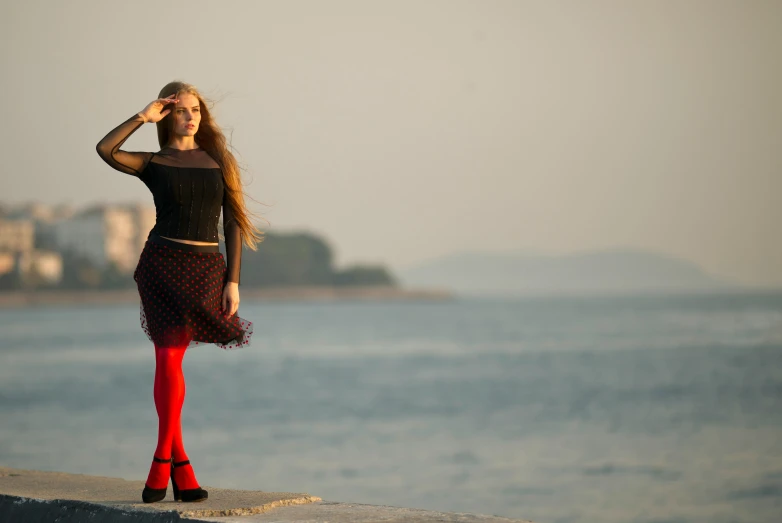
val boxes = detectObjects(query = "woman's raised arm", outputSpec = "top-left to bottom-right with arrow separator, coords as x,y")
95,94 -> 179,177
95,113 -> 153,176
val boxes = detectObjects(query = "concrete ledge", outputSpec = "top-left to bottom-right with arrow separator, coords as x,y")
0,466 -> 320,520
0,494 -> 201,522
0,466 -> 533,522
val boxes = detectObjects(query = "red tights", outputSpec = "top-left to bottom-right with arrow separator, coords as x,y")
145,342 -> 201,490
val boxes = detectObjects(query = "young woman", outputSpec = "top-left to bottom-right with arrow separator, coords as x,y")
96,81 -> 264,503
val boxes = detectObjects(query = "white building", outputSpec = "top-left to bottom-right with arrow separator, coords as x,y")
52,203 -> 156,274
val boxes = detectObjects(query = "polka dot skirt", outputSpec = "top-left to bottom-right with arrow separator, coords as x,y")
133,240 -> 253,350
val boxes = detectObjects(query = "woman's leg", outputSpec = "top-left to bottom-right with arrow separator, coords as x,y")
170,364 -> 202,490
171,400 -> 187,463
145,342 -> 187,489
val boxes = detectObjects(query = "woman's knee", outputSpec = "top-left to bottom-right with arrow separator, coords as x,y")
155,346 -> 186,375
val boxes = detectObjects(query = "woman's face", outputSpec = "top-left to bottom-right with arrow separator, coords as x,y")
172,92 -> 201,138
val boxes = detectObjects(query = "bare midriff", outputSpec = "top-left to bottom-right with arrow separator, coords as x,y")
160,235 -> 218,246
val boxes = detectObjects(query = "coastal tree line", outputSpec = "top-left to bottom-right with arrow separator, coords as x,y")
0,231 -> 397,291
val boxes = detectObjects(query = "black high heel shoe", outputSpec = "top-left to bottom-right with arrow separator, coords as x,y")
142,456 -> 172,503
171,459 -> 208,502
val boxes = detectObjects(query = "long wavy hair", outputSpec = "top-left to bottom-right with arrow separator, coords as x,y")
154,80 -> 266,250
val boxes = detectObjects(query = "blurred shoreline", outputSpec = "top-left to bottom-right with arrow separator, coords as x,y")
0,285 -> 455,308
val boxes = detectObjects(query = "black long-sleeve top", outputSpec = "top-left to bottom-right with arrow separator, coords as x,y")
95,114 -> 242,285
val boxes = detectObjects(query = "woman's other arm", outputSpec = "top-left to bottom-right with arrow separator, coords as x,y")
221,192 -> 242,318
223,192 -> 242,286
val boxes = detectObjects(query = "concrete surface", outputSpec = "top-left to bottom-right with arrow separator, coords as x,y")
0,466 -> 533,522
196,501 -> 533,522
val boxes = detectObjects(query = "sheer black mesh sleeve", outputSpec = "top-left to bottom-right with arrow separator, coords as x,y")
95,114 -> 153,177
223,192 -> 242,285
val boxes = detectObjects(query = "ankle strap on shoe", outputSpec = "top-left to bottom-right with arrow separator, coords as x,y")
153,456 -> 172,464
173,460 -> 191,467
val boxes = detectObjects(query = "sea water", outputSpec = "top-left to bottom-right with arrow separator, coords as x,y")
0,290 -> 781,523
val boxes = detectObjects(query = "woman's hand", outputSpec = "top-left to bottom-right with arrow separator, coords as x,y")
222,282 -> 240,318
138,94 -> 179,124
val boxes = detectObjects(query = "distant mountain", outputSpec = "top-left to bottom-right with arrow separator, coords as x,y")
396,248 -> 735,296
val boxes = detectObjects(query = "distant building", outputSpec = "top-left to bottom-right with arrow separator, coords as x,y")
17,250 -> 63,285
0,218 -> 63,286
134,203 -> 157,254
4,202 -> 54,222
0,219 -> 35,252
3,202 -> 75,223
0,252 -> 14,277
52,203 -> 155,274
3,203 -> 76,251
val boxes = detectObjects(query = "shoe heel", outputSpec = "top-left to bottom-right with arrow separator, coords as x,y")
142,456 -> 172,503
171,459 -> 208,503
170,460 -> 180,501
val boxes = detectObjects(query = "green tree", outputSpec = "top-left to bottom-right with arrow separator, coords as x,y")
333,265 -> 396,286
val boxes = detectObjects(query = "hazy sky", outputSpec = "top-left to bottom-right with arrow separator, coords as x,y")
1,0 -> 780,286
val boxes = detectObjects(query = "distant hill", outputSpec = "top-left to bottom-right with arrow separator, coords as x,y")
396,248 -> 735,296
